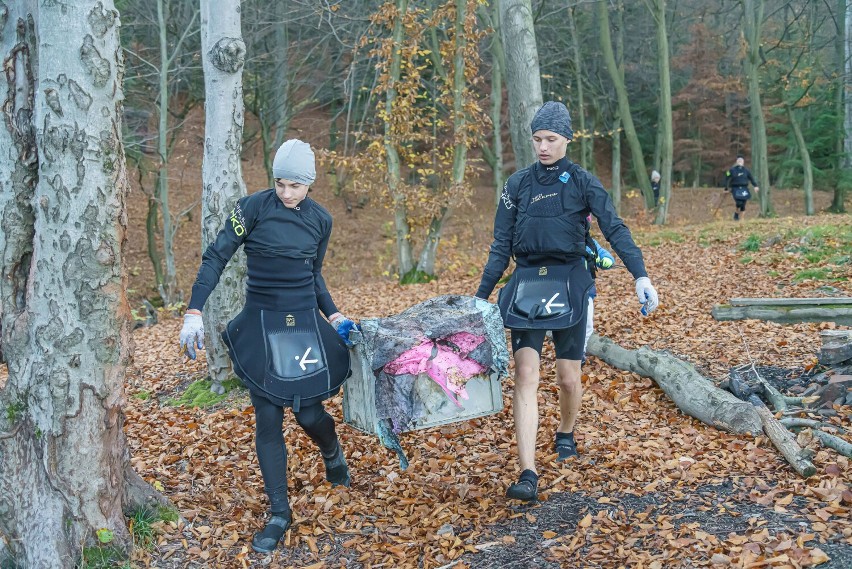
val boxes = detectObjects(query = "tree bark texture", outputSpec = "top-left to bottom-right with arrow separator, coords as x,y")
566,6 -> 589,171
651,0 -> 674,225
586,335 -> 763,435
712,304 -> 852,326
386,0 -> 414,277
742,0 -> 773,217
786,104 -> 814,215
597,1 -> 654,209
200,0 -> 248,390
0,2 -> 155,565
499,0 -> 542,169
833,0 -> 849,213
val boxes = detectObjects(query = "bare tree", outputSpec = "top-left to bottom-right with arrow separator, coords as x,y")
0,2 -> 162,565
646,0 -> 674,224
200,0 -> 248,392
499,0 -> 542,168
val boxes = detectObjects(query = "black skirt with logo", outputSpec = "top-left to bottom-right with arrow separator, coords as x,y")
222,307 -> 351,410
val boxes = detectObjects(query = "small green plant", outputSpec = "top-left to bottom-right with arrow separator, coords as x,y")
79,545 -> 128,569
5,401 -> 27,423
399,268 -> 436,285
740,234 -> 761,252
767,270 -> 780,277
129,505 -> 179,551
793,268 -> 831,282
739,255 -> 753,264
164,378 -> 242,408
132,391 -> 151,401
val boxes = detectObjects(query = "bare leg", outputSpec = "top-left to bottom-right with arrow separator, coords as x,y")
556,358 -> 583,434
513,347 -> 541,474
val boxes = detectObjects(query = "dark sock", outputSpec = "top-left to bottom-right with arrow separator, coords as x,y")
519,469 -> 538,485
556,431 -> 574,443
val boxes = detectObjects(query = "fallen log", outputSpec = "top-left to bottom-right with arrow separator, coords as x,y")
818,330 -> 852,365
780,417 -> 847,435
712,302 -> 852,326
729,372 -> 817,478
586,335 -> 762,435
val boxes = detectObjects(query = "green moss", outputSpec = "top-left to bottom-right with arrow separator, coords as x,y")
793,268 -> 831,281
132,391 -> 150,401
739,255 -> 753,264
739,234 -> 761,252
79,545 -> 129,569
164,378 -> 242,408
399,268 -> 436,285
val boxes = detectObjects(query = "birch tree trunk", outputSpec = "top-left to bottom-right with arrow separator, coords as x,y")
386,0 -> 414,277
488,1 -> 506,204
200,0 -> 248,391
742,0 -> 773,217
650,0 -> 673,225
786,104 -> 814,216
155,0 -> 177,302
0,2 -> 160,564
499,0 -> 542,169
598,1 -> 654,209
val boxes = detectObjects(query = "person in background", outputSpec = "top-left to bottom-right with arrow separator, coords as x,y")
650,170 -> 661,207
179,140 -> 357,553
724,155 -> 759,221
475,101 -> 660,502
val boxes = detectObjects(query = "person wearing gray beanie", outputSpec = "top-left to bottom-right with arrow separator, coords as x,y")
273,139 -> 316,186
475,100 -> 660,502
181,138 -> 358,552
530,101 -> 574,141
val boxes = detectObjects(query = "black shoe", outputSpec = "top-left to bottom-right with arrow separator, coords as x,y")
555,432 -> 578,461
251,512 -> 291,553
733,212 -> 740,221
323,445 -> 351,487
506,469 -> 538,502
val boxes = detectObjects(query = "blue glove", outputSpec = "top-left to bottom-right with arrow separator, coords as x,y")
331,316 -> 359,347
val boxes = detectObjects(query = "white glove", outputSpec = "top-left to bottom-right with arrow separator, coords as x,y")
635,277 -> 659,315
179,313 -> 205,360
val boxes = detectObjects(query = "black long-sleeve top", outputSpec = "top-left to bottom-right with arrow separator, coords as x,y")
725,165 -> 758,189
476,156 -> 647,299
188,189 -> 339,316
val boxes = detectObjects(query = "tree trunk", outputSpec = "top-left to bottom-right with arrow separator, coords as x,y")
200,0 -> 248,391
386,0 -> 414,277
742,0 -> 773,217
786,104 -> 814,216
611,115 -> 622,215
488,1 -> 505,205
268,4 -> 291,186
499,0 -> 542,169
651,0 -> 673,225
156,0 -> 178,302
836,0 -> 851,213
586,336 -> 763,435
567,6 -> 590,170
597,1 -> 654,208
0,2 -> 160,565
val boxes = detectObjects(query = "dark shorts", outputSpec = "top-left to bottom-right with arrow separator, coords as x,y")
735,199 -> 747,211
510,310 -> 587,361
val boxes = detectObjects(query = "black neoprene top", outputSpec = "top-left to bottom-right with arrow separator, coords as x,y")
725,165 -> 757,189
476,156 -> 647,299
188,189 -> 338,316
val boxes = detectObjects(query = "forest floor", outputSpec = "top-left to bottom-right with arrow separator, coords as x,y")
121,206 -> 852,568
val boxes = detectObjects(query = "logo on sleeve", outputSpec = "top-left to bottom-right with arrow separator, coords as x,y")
501,182 -> 515,210
230,203 -> 246,236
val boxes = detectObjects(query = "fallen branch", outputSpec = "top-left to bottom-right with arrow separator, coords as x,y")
586,335 -> 762,435
728,372 -> 817,478
780,418 -> 848,435
711,302 -> 852,326
807,429 -> 852,458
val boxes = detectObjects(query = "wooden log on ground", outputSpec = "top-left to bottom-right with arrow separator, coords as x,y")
818,330 -> 852,365
750,396 -> 817,477
712,301 -> 852,326
586,335 -> 762,435
808,429 -> 852,458
728,297 -> 852,307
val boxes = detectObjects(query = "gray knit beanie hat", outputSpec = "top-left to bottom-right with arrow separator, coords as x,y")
530,101 -> 574,141
272,139 -> 316,185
